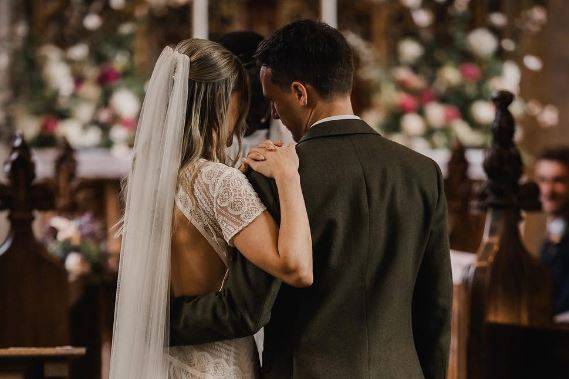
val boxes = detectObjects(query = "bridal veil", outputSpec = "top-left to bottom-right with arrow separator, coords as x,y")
109,45 -> 189,379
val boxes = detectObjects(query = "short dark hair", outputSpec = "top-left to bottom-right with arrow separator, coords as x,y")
255,19 -> 354,99
538,146 -> 569,168
219,31 -> 271,134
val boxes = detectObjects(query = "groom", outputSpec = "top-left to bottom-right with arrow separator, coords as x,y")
171,20 -> 452,379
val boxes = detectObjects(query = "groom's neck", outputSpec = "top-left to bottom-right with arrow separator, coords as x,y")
308,96 -> 354,126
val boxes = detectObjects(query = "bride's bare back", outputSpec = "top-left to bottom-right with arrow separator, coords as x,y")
171,207 -> 226,296
170,155 -> 313,301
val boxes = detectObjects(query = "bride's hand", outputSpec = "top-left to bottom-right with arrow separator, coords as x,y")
240,140 -> 285,173
244,144 -> 298,180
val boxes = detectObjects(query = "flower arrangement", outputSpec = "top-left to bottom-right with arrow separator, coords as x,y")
43,212 -> 109,281
349,0 -> 556,150
12,9 -> 145,154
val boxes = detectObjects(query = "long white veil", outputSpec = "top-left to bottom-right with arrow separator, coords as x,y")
109,46 -> 190,379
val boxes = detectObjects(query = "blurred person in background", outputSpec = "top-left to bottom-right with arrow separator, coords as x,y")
536,147 -> 569,315
219,31 -> 293,162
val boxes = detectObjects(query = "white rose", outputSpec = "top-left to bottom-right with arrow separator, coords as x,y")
14,111 -> 41,141
488,76 -> 519,95
510,99 -> 525,118
501,39 -> 516,52
38,44 -> 63,61
77,81 -> 102,101
110,88 -> 141,119
66,43 -> 89,61
401,113 -> 427,136
454,0 -> 471,12
488,12 -> 508,28
410,137 -> 431,151
400,0 -> 422,9
467,28 -> 498,58
523,55 -> 543,71
489,60 -> 521,94
57,119 -> 84,147
470,100 -> 495,125
437,65 -> 462,87
502,60 -> 521,87
424,102 -> 447,129
43,60 -> 74,97
50,216 -> 79,241
412,8 -> 433,27
71,102 -> 96,124
110,124 -> 131,144
64,252 -> 91,280
451,119 -> 487,146
113,51 -> 131,71
82,126 -> 103,148
537,105 -> 559,128
118,22 -> 136,35
83,13 -> 102,31
398,38 -> 424,64
110,0 -> 126,10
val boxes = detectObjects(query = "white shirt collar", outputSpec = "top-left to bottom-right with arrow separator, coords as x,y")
310,114 -> 361,128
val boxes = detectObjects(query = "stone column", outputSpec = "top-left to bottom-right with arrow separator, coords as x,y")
320,0 -> 337,28
193,0 -> 208,39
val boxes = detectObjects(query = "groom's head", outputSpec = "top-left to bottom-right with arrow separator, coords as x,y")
255,19 -> 354,140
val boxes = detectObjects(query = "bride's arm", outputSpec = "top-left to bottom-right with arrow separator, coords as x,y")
232,144 -> 313,288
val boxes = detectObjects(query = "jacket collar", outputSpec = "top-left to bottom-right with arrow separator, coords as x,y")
298,118 -> 379,144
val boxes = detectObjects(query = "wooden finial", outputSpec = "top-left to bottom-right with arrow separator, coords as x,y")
481,91 -> 523,209
54,138 -> 78,213
0,133 -> 53,220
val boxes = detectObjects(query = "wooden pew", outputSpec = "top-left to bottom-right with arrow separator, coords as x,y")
0,133 -> 68,348
0,347 -> 85,379
0,133 -> 85,378
455,91 -> 569,379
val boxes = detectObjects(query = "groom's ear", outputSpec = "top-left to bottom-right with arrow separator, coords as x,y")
290,81 -> 309,107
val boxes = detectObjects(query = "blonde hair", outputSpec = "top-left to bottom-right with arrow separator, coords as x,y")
175,38 -> 250,170
113,39 -> 249,238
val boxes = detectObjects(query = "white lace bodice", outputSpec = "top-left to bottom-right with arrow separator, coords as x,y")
169,159 -> 265,378
175,159 -> 266,266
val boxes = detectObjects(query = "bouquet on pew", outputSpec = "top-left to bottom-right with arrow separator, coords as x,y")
43,212 -> 109,282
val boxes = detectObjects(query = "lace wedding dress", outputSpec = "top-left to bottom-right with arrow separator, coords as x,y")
168,159 -> 266,378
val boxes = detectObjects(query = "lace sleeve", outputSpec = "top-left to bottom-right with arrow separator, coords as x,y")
211,166 -> 267,246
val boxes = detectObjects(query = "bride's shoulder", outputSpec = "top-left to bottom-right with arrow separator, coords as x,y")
179,159 -> 245,187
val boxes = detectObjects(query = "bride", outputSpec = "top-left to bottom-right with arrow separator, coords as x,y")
109,39 -> 312,378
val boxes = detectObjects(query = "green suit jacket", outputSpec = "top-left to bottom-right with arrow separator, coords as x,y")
170,119 -> 452,379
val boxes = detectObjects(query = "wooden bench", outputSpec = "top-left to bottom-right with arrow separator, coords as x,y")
0,347 -> 86,379
448,92 -> 569,379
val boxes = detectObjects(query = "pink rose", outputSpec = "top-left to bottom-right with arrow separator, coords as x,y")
459,63 -> 482,82
398,93 -> 419,113
420,89 -> 436,104
120,118 -> 137,130
98,66 -> 121,85
444,106 -> 461,123
41,117 -> 59,134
